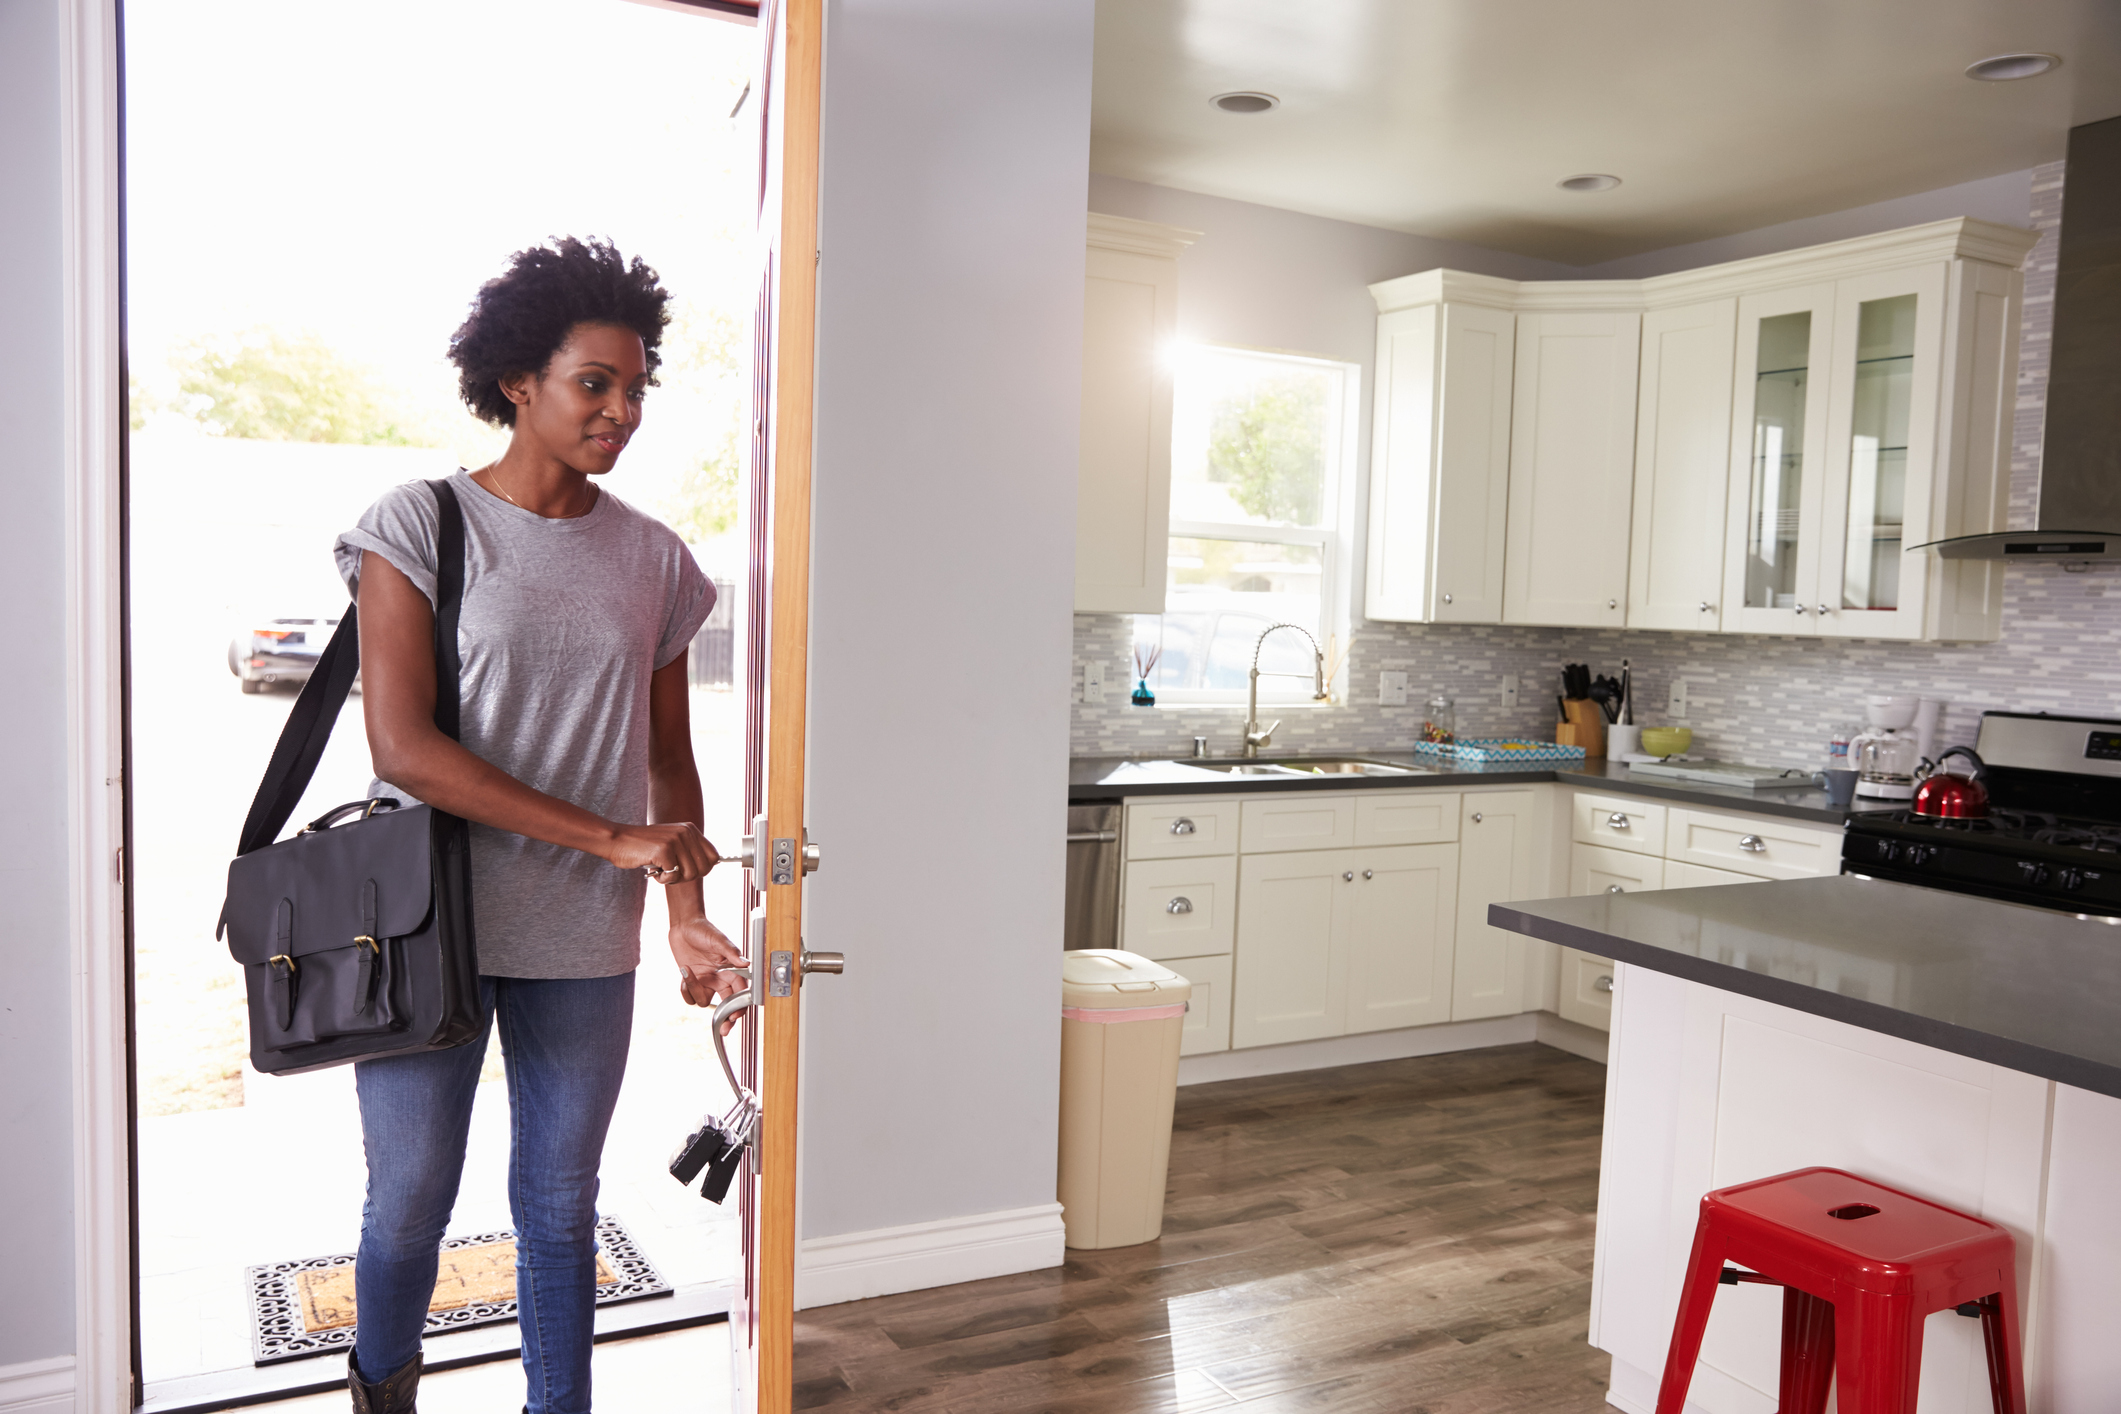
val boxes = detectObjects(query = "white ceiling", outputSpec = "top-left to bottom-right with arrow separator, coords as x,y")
1091,0 -> 2121,264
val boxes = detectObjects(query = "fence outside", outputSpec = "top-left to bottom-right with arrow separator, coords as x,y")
689,577 -> 737,688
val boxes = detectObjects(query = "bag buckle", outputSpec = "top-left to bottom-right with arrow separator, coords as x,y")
268,954 -> 297,975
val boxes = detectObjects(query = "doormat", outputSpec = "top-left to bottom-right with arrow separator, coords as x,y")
245,1216 -> 670,1365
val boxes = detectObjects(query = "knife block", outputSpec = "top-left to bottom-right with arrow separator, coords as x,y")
1556,700 -> 1606,757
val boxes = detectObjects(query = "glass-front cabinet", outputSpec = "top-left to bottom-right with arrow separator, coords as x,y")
1722,263 -> 1948,639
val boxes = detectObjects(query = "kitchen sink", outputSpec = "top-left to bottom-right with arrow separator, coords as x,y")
1185,757 -> 1424,777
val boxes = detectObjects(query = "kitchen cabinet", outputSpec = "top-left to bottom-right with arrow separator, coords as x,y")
1560,798 -> 1848,1032
1121,855 -> 1236,962
1452,789 -> 1537,1021
1240,794 -> 1358,853
1169,953 -> 1232,1057
1721,250 -> 2027,642
1362,292 -> 1516,624
1627,300 -> 1736,632
1232,843 -> 1458,1048
1075,213 -> 1197,614
1365,219 -> 2035,643
1124,797 -> 1239,860
1503,311 -> 1642,627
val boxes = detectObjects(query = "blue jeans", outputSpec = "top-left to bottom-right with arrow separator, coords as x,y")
352,972 -> 634,1414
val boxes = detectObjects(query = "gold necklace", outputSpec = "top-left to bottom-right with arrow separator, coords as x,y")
482,463 -> 527,510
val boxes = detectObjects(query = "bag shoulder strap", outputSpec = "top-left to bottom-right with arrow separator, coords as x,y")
234,478 -> 468,856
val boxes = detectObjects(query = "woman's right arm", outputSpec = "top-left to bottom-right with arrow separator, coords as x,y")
358,549 -> 716,881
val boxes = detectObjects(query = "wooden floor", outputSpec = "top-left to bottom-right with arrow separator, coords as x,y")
794,1042 -> 1610,1412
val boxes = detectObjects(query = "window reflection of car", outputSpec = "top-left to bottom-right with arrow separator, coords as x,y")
1147,592 -> 1322,692
227,616 -> 343,694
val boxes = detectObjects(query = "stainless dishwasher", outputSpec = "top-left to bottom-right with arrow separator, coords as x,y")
1064,802 -> 1120,951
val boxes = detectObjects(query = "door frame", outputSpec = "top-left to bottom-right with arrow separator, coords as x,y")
61,0 -> 137,1407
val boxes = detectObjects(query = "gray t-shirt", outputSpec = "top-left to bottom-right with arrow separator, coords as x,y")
335,471 -> 714,979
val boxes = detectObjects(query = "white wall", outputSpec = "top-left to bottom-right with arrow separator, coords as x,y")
797,0 -> 1094,1270
0,0 -> 81,1371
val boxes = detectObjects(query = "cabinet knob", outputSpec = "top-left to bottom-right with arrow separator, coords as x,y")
1343,871 -> 1355,882
1818,604 -> 1832,617
1606,883 -> 1626,894
1700,600 -> 1715,614
1166,896 -> 1193,915
1594,974 -> 1615,993
1470,812 -> 1483,824
1739,834 -> 1767,853
1170,817 -> 1195,836
1608,598 -> 1618,610
1441,592 -> 1453,605
1607,812 -> 1631,830
1795,604 -> 1810,615
1362,868 -> 1374,880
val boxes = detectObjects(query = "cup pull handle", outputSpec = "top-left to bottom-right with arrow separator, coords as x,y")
1606,884 -> 1626,894
1594,974 -> 1614,993
1607,812 -> 1631,830
1166,896 -> 1193,915
1739,834 -> 1767,853
1170,817 -> 1196,836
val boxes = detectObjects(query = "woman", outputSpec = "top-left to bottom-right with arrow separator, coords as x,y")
332,237 -> 745,1414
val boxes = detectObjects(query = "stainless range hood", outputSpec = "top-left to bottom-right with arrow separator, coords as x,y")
1915,113 -> 2121,562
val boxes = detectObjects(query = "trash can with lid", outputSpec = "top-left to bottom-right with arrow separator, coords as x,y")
1058,950 -> 1193,1249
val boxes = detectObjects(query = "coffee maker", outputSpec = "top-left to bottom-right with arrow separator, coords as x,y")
1849,695 -> 1923,800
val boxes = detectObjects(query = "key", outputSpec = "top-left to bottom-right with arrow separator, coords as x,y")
669,1115 -> 732,1185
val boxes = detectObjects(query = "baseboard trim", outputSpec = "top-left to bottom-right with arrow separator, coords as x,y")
0,1356 -> 74,1414
1535,1011 -> 1610,1065
1176,1013 -> 1540,1086
796,1202 -> 1065,1311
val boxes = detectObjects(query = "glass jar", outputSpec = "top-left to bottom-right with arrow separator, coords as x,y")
1421,696 -> 1456,745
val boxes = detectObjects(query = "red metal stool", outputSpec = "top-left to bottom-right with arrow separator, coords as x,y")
1655,1167 -> 2024,1414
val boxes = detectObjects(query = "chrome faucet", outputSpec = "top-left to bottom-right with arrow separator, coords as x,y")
1242,622 -> 1330,757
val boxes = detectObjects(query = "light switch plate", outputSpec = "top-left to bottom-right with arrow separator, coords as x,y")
1083,662 -> 1105,703
1501,674 -> 1519,709
1378,671 -> 1408,706
1667,678 -> 1688,718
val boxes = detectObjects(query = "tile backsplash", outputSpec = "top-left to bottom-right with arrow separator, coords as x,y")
1072,161 -> 2121,769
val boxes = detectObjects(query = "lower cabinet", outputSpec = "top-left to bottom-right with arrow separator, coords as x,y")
1232,844 -> 1458,1049
1561,843 -> 1666,1032
1452,789 -> 1537,1021
1164,953 -> 1232,1057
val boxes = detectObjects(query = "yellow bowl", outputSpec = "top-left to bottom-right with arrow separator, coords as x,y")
1639,727 -> 1692,757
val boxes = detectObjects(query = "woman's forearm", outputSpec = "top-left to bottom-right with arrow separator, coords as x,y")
650,753 -> 709,922
376,726 -> 620,859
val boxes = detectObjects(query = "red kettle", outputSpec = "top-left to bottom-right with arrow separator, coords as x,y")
1911,746 -> 1990,819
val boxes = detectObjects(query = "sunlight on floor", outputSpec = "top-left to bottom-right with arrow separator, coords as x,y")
248,1325 -> 733,1412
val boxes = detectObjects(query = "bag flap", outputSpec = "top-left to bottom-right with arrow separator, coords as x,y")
223,805 -> 436,964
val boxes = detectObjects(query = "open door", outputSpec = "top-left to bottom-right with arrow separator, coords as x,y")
731,0 -> 825,1408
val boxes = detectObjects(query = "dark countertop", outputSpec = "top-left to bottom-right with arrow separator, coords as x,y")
1068,753 -> 1901,826
1489,875 -> 2121,1099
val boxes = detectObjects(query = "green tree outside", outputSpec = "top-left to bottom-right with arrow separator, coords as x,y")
170,328 -> 433,446
1205,371 -> 1328,526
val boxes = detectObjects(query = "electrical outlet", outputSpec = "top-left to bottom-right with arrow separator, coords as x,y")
1501,674 -> 1519,709
1667,678 -> 1688,719
1378,671 -> 1408,706
1083,662 -> 1106,704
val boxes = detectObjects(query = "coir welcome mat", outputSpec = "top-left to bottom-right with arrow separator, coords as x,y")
245,1217 -> 669,1365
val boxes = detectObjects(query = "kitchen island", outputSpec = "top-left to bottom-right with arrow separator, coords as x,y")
1491,876 -> 2121,1413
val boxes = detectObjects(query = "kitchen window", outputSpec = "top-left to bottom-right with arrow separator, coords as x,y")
1135,345 -> 1357,705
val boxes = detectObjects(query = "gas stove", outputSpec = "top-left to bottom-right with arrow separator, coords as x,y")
1842,712 -> 2121,916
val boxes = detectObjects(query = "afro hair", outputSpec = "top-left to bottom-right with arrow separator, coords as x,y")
448,237 -> 672,427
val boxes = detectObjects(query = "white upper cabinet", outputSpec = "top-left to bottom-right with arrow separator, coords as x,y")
1367,219 -> 2037,643
1075,213 -> 1197,614
1627,300 -> 1736,632
1363,289 -> 1516,623
1502,310 -> 1641,627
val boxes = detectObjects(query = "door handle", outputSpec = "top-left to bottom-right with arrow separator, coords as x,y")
802,831 -> 821,875
1166,896 -> 1193,915
1066,830 -> 1118,844
1342,871 -> 1354,882
1361,869 -> 1373,880
1738,834 -> 1767,853
1470,812 -> 1483,824
801,950 -> 845,975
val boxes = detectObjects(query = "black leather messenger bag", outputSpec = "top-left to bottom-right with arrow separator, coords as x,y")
219,478 -> 482,1075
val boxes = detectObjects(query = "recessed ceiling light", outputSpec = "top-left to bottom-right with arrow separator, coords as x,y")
1558,174 -> 1622,193
1212,91 -> 1279,114
1966,52 -> 2061,81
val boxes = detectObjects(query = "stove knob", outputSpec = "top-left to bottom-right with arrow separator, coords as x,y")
2018,860 -> 2051,887
2059,867 -> 2085,892
1878,841 -> 1900,863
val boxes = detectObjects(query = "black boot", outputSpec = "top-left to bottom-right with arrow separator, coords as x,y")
348,1352 -> 421,1413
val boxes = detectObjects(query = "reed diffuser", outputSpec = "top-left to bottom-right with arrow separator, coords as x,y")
1131,642 -> 1161,707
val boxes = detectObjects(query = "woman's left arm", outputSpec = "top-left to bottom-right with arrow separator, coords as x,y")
649,657 -> 746,1006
